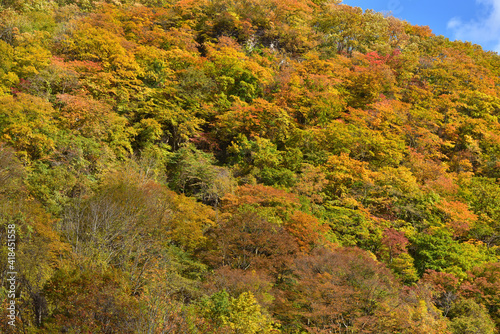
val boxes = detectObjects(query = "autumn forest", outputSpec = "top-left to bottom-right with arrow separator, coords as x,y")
1,0 -> 500,333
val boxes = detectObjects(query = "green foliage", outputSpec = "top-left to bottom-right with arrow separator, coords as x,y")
411,227 -> 496,278
204,39 -> 271,102
448,299 -> 496,334
459,177 -> 500,246
167,143 -> 235,205
321,204 -> 384,251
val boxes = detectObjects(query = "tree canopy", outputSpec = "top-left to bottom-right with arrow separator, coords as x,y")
1,0 -> 500,333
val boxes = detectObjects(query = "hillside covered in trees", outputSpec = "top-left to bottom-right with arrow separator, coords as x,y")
1,0 -> 500,333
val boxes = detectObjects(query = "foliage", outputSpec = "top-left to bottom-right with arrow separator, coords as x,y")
1,0 -> 500,332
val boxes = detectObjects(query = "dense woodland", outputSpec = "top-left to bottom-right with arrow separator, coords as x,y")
1,0 -> 500,332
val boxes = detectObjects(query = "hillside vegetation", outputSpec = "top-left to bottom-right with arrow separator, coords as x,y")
1,0 -> 500,333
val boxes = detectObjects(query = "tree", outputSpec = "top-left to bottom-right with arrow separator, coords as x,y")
411,227 -> 496,278
288,247 -> 425,333
204,37 -> 272,102
0,40 -> 19,95
0,93 -> 58,161
0,144 -> 70,331
448,298 -> 496,334
462,262 -> 500,327
315,5 -> 390,56
379,228 -> 419,284
206,211 -> 299,282
42,266 -> 142,333
56,93 -> 134,159
167,143 -> 235,206
221,184 -> 300,225
216,98 -> 293,143
196,290 -> 279,334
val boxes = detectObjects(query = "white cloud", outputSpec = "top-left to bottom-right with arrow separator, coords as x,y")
447,0 -> 500,52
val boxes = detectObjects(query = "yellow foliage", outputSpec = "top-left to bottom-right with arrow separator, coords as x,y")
225,292 -> 280,334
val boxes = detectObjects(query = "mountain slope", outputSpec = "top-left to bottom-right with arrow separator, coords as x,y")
1,1 -> 500,333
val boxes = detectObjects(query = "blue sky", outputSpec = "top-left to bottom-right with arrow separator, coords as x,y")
341,0 -> 500,53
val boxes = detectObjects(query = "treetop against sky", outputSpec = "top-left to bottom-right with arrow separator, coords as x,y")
342,0 -> 500,53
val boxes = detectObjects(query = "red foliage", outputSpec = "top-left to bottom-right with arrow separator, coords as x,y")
380,227 -> 409,261
222,184 -> 300,213
205,211 -> 299,280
